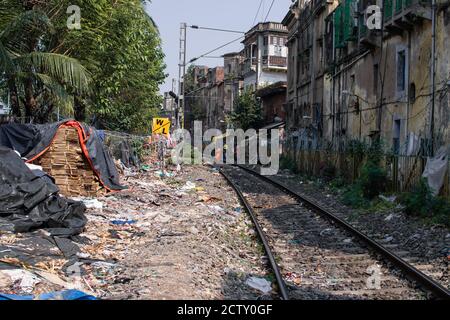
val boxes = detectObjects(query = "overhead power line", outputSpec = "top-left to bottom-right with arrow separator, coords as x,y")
252,0 -> 264,26
188,35 -> 245,64
190,25 -> 245,34
264,0 -> 276,22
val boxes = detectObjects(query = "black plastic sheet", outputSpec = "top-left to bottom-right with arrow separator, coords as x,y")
0,147 -> 87,236
0,120 -> 126,191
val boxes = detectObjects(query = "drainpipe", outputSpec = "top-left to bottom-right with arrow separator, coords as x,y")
377,0 -> 385,138
430,0 -> 436,156
406,30 -> 411,143
310,13 -> 316,132
331,11 -> 336,148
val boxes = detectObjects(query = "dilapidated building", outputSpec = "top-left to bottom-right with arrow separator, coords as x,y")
223,52 -> 244,115
283,0 -> 450,156
241,22 -> 289,91
185,66 -> 226,131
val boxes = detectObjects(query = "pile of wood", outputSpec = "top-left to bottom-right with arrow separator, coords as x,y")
33,125 -> 106,197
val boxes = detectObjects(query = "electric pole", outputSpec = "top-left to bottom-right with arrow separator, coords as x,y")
178,23 -> 187,130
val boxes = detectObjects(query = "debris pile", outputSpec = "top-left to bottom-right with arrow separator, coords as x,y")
0,122 -> 272,299
34,125 -> 105,197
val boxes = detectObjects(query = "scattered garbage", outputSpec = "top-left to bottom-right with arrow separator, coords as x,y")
208,205 -> 226,214
76,198 -> 104,210
379,195 -> 397,203
110,220 -> 138,226
245,277 -> 272,294
0,144 -> 271,300
181,181 -> 196,191
384,213 -> 395,221
0,269 -> 41,294
154,170 -> 175,178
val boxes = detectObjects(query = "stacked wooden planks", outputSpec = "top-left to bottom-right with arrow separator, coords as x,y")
34,125 -> 106,197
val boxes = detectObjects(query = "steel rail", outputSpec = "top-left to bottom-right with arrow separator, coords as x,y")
236,164 -> 450,300
220,168 -> 290,300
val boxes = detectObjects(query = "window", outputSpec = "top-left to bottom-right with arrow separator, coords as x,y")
274,45 -> 282,56
263,36 -> 268,46
397,49 -> 406,93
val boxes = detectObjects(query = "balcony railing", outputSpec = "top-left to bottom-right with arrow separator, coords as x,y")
267,56 -> 287,68
384,0 -> 431,22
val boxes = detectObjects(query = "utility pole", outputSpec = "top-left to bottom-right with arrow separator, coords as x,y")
178,22 -> 187,129
172,78 -> 177,124
430,0 -> 436,156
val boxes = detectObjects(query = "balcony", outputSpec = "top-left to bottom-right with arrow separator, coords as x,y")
265,56 -> 287,69
246,22 -> 288,37
384,0 -> 431,33
241,58 -> 257,76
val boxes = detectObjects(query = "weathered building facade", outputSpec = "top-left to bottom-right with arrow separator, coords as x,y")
283,0 -> 450,156
255,81 -> 287,124
185,66 -> 226,131
223,52 -> 244,115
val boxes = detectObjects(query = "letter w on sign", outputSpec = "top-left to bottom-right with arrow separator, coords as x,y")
152,118 -> 171,135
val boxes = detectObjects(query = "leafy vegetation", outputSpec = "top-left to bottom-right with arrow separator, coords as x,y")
228,89 -> 263,130
280,155 -> 299,174
0,0 -> 165,133
342,141 -> 387,207
400,178 -> 450,227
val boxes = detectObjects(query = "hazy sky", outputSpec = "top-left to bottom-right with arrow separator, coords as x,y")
145,0 -> 293,94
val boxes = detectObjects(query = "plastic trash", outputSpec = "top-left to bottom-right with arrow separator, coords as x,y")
379,195 -> 397,203
1,269 -> 40,294
110,220 -> 137,225
245,277 -> 272,294
81,199 -> 103,210
0,289 -> 97,300
208,205 -> 225,214
181,181 -> 196,191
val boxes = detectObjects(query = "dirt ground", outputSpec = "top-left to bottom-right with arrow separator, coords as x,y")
0,164 -> 273,300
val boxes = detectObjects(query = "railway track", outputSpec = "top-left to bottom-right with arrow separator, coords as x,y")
220,165 -> 450,300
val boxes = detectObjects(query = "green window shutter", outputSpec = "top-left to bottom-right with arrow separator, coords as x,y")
384,0 -> 393,21
334,5 -> 345,48
359,10 -> 367,38
395,0 -> 403,13
343,0 -> 356,42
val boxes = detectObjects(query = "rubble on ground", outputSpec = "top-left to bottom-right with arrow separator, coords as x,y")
0,158 -> 271,299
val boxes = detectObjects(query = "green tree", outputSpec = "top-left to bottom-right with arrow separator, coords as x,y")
0,1 -> 91,121
229,89 -> 263,130
0,0 -> 166,133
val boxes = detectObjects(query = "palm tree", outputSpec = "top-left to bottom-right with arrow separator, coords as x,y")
0,1 -> 91,122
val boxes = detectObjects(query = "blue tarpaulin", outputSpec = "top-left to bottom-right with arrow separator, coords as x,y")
0,289 -> 97,301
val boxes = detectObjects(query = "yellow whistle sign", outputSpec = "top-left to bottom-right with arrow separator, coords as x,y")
152,118 -> 171,135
